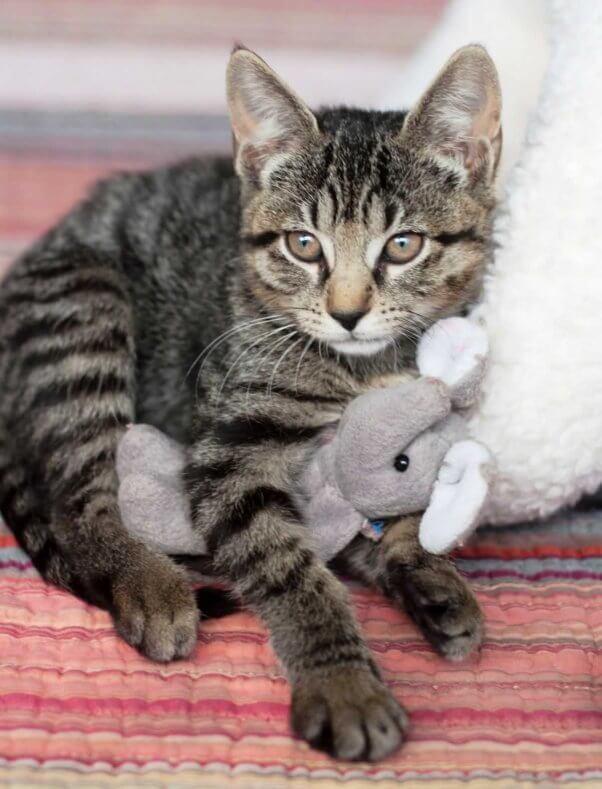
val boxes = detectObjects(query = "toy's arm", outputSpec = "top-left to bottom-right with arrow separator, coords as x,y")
117,424 -> 365,563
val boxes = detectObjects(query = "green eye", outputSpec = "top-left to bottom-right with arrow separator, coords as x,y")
286,231 -> 323,263
383,233 -> 424,264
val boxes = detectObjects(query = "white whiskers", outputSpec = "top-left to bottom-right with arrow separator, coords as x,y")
294,336 -> 315,392
185,316 -> 278,381
267,335 -> 305,397
216,322 -> 296,399
185,315 -> 285,403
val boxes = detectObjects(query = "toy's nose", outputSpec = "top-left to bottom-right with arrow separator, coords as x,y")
330,309 -> 367,332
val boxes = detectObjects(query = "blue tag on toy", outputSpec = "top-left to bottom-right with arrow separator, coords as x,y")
360,519 -> 385,542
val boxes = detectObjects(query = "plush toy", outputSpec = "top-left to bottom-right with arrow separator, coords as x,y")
117,318 -> 494,560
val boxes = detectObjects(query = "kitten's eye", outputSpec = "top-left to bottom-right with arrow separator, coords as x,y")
394,453 -> 410,472
383,233 -> 423,264
286,231 -> 323,263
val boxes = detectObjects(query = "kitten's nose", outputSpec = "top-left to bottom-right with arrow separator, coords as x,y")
329,309 -> 367,332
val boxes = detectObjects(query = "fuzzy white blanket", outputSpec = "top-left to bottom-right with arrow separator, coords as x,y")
384,0 -> 602,526
472,0 -> 602,523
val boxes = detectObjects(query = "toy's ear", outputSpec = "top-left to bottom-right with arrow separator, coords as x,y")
417,317 -> 488,408
419,440 -> 493,554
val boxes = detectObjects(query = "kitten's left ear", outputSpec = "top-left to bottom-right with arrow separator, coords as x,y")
402,44 -> 502,183
226,45 -> 319,183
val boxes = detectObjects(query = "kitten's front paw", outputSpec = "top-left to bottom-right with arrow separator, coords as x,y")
291,667 -> 408,761
390,559 -> 483,662
112,551 -> 199,662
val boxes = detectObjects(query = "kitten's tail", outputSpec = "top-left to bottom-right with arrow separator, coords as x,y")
195,587 -> 241,618
0,423 -> 94,602
174,554 -> 241,619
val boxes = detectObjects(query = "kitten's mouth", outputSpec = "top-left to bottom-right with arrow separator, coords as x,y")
328,337 -> 391,357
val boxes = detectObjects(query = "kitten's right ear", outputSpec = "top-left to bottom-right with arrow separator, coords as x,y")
226,46 -> 319,183
402,44 -> 502,184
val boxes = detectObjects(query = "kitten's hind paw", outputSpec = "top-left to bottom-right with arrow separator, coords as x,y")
392,559 -> 484,662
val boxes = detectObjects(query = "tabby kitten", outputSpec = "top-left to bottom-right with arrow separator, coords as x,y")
0,45 -> 501,760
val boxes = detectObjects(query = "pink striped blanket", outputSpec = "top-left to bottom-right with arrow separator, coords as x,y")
0,515 -> 600,786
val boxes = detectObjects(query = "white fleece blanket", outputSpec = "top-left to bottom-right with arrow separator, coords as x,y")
383,0 -> 602,526
472,0 -> 602,524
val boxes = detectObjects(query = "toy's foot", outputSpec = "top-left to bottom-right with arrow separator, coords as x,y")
388,556 -> 484,662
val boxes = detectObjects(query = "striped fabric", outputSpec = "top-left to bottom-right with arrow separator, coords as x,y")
0,513 -> 600,786
1,1 -> 601,785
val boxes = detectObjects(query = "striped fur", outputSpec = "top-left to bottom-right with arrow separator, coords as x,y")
0,46 -> 500,760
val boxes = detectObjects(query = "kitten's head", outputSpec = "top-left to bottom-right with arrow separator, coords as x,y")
228,44 -> 501,357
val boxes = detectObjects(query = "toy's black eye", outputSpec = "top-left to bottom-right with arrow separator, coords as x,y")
394,453 -> 410,472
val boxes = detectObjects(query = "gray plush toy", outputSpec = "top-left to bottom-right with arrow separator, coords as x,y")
117,318 -> 494,560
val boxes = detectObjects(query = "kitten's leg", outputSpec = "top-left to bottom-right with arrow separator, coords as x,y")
334,515 -> 483,661
0,255 -> 198,661
186,423 -> 408,761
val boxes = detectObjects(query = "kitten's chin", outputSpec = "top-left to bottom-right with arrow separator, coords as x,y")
328,338 -> 391,357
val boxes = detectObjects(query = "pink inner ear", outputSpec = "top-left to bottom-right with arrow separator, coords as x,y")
472,88 -> 502,142
230,93 -> 258,145
238,139 -> 275,178
465,136 -> 495,175
464,88 -> 502,173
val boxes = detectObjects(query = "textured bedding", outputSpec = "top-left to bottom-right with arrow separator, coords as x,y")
1,1 -> 601,785
0,513 -> 600,786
